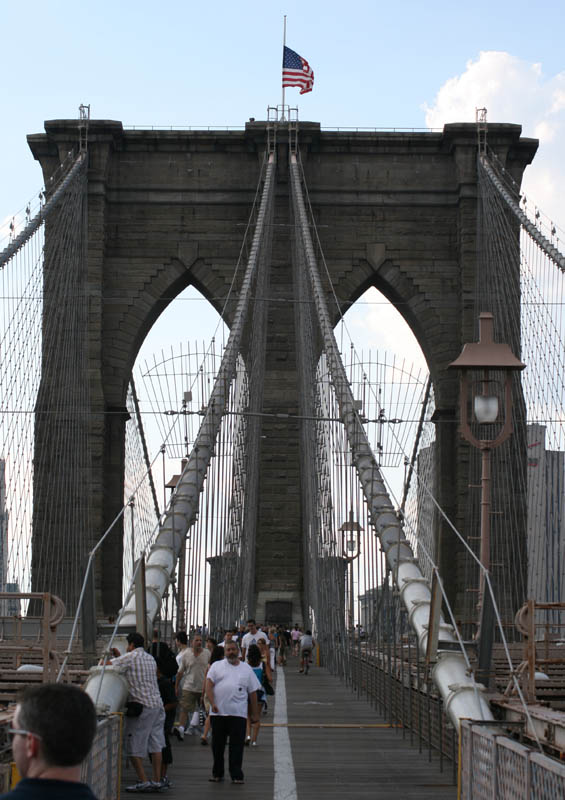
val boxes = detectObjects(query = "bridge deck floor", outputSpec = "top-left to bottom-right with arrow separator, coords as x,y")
121,656 -> 456,799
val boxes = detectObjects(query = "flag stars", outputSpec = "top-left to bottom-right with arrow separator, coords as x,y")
282,46 -> 314,95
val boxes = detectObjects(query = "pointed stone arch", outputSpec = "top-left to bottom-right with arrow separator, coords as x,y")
28,119 -> 536,615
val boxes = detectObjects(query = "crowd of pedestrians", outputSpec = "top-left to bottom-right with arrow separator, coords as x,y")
3,621 -> 316,796
119,620 -> 301,790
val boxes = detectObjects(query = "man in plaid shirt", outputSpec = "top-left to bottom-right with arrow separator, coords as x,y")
109,632 -> 166,793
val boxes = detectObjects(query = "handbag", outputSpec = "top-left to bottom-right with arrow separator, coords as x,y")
125,700 -> 143,717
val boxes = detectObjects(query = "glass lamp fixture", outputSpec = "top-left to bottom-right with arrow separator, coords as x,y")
449,312 -> 525,450
474,394 -> 499,424
346,536 -> 358,553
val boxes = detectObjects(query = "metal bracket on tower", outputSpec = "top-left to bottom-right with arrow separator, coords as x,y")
288,106 -> 299,156
267,106 -> 278,156
78,104 -> 90,153
476,107 -> 487,155
266,105 -> 299,157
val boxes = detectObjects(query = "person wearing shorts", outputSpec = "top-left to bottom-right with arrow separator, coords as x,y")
108,632 -> 166,793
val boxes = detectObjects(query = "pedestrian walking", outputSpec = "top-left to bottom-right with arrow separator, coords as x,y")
219,629 -> 241,655
267,627 -> 277,671
277,625 -> 287,665
174,631 -> 188,667
205,641 -> 261,784
256,639 -> 272,715
154,660 -> 177,788
241,619 -> 268,662
245,645 -> 270,747
174,633 -> 210,739
291,624 -> 302,655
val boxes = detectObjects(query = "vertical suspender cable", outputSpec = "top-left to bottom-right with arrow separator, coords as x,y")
289,152 -> 493,731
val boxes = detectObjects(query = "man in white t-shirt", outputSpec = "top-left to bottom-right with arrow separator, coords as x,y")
205,641 -> 261,784
240,619 -> 268,662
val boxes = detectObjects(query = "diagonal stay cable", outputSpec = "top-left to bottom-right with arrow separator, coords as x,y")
480,154 -> 565,273
0,153 -> 86,269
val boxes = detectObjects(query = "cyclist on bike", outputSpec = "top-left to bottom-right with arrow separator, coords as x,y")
299,630 -> 315,674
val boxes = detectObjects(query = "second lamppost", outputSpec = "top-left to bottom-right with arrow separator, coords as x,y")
340,510 -> 363,633
449,312 -> 525,681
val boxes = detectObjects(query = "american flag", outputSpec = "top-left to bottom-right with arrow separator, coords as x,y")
282,46 -> 314,95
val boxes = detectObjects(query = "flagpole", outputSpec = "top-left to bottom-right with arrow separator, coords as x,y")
281,15 -> 286,120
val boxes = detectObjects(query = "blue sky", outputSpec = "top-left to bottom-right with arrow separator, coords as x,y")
2,0 -> 564,223
2,0 -> 565,477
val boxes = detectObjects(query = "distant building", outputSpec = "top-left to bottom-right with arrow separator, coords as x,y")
5,583 -> 20,616
527,424 -> 565,607
358,585 -> 400,640
0,462 -> 19,616
359,587 -> 380,632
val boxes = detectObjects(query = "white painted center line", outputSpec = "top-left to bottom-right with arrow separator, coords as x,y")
273,667 -> 298,800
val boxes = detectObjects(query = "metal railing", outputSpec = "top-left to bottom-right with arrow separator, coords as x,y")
80,714 -> 122,800
122,124 -> 442,133
459,720 -> 565,798
347,634 -> 458,783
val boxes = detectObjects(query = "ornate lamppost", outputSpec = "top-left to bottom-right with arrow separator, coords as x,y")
339,510 -> 362,633
449,312 -> 525,681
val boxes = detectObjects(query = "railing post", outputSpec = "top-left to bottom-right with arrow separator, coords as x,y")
81,560 -> 98,667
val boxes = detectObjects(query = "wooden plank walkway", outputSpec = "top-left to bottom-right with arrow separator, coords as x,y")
121,656 -> 456,799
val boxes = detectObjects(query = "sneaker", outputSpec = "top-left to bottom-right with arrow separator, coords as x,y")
186,726 -> 197,736
173,726 -> 184,741
159,777 -> 172,789
245,736 -> 251,746
251,741 -> 258,747
125,782 -> 154,793
150,781 -> 165,792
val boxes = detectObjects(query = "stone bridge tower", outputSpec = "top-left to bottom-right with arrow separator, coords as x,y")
28,120 -> 536,620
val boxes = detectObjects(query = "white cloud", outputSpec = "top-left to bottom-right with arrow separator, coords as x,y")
344,288 -> 427,372
424,51 -> 565,231
345,53 -> 565,374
